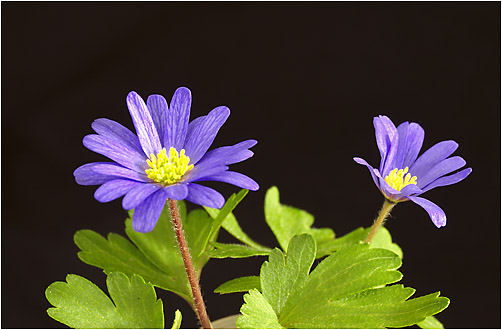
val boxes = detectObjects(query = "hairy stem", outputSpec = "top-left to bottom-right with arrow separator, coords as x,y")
168,198 -> 212,329
365,199 -> 396,243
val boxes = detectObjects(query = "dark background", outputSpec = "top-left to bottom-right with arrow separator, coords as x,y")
2,2 -> 500,328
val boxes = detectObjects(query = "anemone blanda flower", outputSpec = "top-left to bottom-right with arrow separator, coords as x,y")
354,115 -> 471,228
74,87 -> 259,233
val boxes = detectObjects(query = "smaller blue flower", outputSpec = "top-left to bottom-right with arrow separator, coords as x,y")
354,115 -> 471,228
74,87 -> 258,233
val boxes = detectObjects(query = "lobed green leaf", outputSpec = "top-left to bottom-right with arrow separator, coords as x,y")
237,289 -> 284,329
46,272 -> 164,329
239,233 -> 448,329
74,229 -> 191,302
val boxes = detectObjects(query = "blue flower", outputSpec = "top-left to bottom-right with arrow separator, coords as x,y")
354,115 -> 471,228
74,87 -> 258,232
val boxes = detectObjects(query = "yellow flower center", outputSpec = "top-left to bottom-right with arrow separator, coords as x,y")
384,167 -> 418,192
145,147 -> 193,185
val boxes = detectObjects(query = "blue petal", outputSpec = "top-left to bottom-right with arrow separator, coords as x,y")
373,115 -> 397,160
381,133 -> 399,176
409,140 -> 458,178
83,134 -> 147,172
126,91 -> 162,156
197,171 -> 259,191
402,122 -> 424,168
195,140 -> 257,168
165,87 -> 191,151
184,106 -> 230,164
392,184 -> 424,202
91,163 -> 149,182
164,184 -> 189,200
421,167 -> 472,193
353,157 -> 380,188
122,183 -> 163,210
408,196 -> 447,228
94,179 -> 140,203
74,162 -> 120,185
185,165 -> 229,182
132,189 -> 169,233
92,118 -> 144,155
417,156 -> 466,189
147,94 -> 168,146
393,121 -> 410,170
185,183 -> 225,208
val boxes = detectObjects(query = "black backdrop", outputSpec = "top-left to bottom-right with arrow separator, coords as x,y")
2,2 -> 500,328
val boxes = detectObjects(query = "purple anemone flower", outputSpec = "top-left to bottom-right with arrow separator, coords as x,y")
74,87 -> 259,233
354,115 -> 471,228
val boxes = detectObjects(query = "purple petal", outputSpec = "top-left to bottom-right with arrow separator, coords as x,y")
195,140 -> 257,168
393,121 -> 410,170
399,183 -> 423,196
74,162 -> 120,185
197,171 -> 259,191
185,165 -> 229,182
122,183 -> 163,210
408,196 -> 447,228
402,122 -> 425,167
373,115 -> 397,160
91,163 -> 149,182
126,91 -> 162,157
163,184 -> 189,200
184,106 -> 230,164
165,87 -> 192,151
91,118 -> 143,155
185,183 -> 225,208
94,179 -> 140,203
421,168 -> 472,193
83,134 -> 147,172
417,156 -> 466,189
132,189 -> 169,233
146,95 -> 168,145
409,140 -> 458,178
353,157 -> 379,188
381,133 -> 399,176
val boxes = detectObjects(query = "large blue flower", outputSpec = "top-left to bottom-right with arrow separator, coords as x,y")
354,115 -> 471,228
74,87 -> 258,233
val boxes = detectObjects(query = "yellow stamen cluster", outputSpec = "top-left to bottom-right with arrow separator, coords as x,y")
384,167 -> 418,192
145,147 -> 193,185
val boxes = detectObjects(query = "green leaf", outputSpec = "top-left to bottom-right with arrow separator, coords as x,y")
264,187 -> 335,257
182,209 -> 214,270
46,272 -> 164,328
171,310 -> 182,329
370,226 -> 403,259
261,234 -> 316,315
237,289 -> 285,329
241,233 -> 449,329
214,276 -> 261,294
208,242 -> 271,259
205,189 -> 248,243
125,204 -> 213,303
204,206 -> 267,250
418,315 -> 445,329
74,229 -> 191,302
317,226 -> 403,258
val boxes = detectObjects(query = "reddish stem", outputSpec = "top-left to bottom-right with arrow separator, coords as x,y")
168,198 -> 212,329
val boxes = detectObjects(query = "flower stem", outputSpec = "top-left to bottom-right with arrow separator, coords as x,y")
168,198 -> 212,329
364,199 -> 396,243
